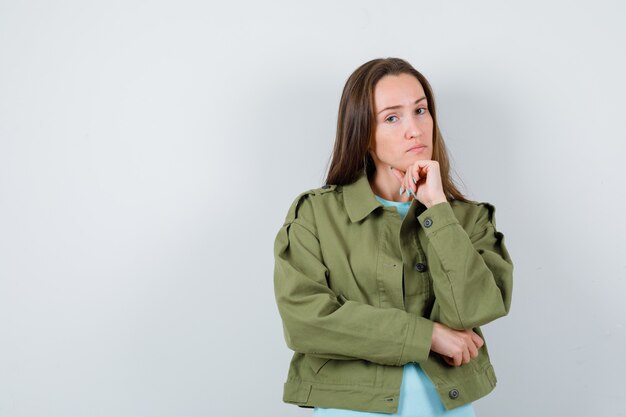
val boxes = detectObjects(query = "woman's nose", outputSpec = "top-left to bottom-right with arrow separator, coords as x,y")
405,117 -> 422,139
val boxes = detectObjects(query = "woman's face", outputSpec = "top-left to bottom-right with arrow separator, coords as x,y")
370,73 -> 434,171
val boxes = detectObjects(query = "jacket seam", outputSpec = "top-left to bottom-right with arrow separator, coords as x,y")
434,363 -> 495,387
427,221 -> 456,237
396,315 -> 411,366
375,222 -> 384,309
428,224 -> 466,329
290,219 -> 320,240
469,223 -> 495,240
286,361 -> 493,387
295,379 -> 381,388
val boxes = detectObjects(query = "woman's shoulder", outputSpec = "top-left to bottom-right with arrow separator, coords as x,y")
280,184 -> 343,228
449,198 -> 500,231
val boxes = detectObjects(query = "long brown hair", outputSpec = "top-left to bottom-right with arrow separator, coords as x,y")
324,57 -> 473,204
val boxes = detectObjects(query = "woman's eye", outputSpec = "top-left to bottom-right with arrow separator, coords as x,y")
385,115 -> 398,123
416,108 -> 427,115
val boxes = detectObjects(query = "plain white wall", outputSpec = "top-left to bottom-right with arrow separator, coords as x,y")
1,1 -> 625,416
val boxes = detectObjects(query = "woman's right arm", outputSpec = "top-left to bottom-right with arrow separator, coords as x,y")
273,194 -> 434,366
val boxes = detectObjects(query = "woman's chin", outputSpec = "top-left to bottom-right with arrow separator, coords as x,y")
406,153 -> 433,163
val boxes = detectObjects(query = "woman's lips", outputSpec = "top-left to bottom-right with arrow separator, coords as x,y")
408,145 -> 426,152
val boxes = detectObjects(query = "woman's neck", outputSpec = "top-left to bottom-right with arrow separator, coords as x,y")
368,168 -> 412,203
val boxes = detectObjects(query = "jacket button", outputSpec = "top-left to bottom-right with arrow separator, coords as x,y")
414,263 -> 427,272
448,389 -> 459,399
423,218 -> 433,228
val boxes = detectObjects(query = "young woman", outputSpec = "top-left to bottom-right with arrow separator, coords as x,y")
273,57 -> 514,417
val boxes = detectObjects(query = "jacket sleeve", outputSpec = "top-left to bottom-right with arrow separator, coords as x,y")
273,194 -> 434,366
416,201 -> 514,331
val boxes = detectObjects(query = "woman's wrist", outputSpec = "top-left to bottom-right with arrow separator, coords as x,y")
424,196 -> 448,208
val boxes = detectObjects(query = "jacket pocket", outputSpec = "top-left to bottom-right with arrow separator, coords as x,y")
306,355 -> 331,374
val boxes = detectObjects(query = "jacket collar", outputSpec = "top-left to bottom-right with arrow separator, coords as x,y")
343,168 -> 425,223
343,168 -> 384,223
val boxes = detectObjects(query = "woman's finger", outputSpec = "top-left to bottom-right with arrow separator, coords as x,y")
470,332 -> 484,349
462,344 -> 470,365
412,163 -> 423,197
403,168 -> 412,198
411,163 -> 421,184
389,167 -> 405,195
453,352 -> 462,367
405,165 -> 417,198
404,171 -> 412,198
390,166 -> 404,185
468,339 -> 478,359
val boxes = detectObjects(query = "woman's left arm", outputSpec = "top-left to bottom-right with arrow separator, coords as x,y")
417,201 -> 514,331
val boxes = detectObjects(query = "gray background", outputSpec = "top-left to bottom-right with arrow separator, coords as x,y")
1,0 -> 625,416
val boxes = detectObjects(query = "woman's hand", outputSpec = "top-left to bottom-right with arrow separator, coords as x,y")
390,160 -> 447,208
430,322 -> 485,367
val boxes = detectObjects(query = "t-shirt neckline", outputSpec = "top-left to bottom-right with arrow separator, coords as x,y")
374,194 -> 412,206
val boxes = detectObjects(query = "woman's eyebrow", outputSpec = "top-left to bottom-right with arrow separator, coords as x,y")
377,96 -> 427,115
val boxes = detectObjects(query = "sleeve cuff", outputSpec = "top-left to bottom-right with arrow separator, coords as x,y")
399,314 -> 434,364
416,201 -> 459,236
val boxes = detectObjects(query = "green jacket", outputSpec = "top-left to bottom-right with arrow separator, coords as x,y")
273,168 -> 514,413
